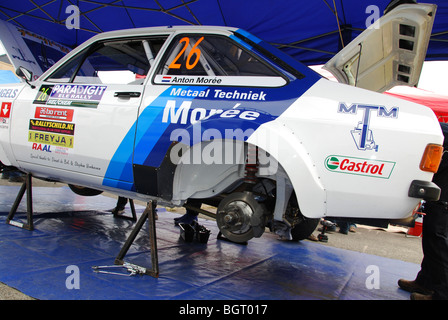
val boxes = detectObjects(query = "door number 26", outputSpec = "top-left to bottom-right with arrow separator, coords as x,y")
168,37 -> 204,70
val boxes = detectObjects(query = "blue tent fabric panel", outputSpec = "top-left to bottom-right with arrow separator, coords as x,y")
0,186 -> 419,300
0,1 -> 446,65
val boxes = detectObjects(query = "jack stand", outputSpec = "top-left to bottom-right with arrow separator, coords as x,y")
113,201 -> 159,278
92,262 -> 148,277
113,199 -> 137,221
6,173 -> 34,230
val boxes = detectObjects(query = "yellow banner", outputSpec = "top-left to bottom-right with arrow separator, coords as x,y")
28,130 -> 74,148
29,119 -> 75,135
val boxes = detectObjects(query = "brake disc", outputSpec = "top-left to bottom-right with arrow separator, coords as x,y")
216,192 -> 266,243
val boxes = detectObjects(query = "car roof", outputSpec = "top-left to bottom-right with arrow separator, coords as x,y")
88,25 -> 239,42
37,25 -> 241,80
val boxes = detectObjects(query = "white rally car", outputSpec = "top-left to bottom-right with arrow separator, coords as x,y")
0,3 -> 443,243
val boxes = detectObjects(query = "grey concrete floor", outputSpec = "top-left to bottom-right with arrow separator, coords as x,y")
0,177 -> 423,300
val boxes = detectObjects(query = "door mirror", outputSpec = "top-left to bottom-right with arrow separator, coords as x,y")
16,66 -> 35,88
16,66 -> 33,81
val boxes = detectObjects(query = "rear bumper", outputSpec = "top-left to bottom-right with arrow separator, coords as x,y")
408,180 -> 440,201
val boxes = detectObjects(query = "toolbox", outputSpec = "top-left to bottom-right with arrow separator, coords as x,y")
179,221 -> 211,244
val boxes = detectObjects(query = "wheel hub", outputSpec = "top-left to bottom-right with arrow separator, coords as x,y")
216,192 -> 267,243
218,201 -> 253,233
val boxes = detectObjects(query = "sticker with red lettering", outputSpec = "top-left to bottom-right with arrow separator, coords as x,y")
324,155 -> 396,179
35,107 -> 74,122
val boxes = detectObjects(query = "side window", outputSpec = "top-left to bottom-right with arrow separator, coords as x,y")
154,35 -> 287,87
46,37 -> 167,84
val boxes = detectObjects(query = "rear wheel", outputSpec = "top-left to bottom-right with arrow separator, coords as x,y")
290,218 -> 320,241
285,192 -> 319,241
68,184 -> 103,196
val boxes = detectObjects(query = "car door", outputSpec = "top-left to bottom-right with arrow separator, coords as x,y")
129,31 -> 293,200
10,36 -> 167,190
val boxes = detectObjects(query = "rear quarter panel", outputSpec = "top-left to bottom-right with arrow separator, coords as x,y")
270,79 -> 442,219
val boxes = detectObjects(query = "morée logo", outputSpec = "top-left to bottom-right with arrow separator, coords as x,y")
325,155 -> 395,179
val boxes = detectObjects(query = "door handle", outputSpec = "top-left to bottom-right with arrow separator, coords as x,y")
114,91 -> 141,98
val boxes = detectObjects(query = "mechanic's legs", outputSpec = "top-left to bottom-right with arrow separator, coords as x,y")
337,221 -> 350,234
399,201 -> 448,299
416,202 -> 448,299
111,197 -> 128,214
174,199 -> 201,225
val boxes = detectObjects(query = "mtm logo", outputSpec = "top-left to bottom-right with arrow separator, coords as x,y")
338,103 -> 399,152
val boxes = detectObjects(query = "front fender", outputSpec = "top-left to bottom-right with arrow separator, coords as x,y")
0,83 -> 26,167
170,114 -> 327,217
247,120 -> 327,218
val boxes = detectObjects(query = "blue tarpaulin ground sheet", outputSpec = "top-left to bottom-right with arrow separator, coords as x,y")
0,186 -> 419,300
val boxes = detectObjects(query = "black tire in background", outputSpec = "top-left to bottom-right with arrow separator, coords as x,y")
290,218 -> 320,241
68,184 -> 103,196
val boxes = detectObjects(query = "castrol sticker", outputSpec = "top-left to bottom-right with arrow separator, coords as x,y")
325,155 -> 395,179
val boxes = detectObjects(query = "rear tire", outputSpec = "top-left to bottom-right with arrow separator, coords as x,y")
285,191 -> 319,241
68,184 -> 103,196
290,218 -> 320,241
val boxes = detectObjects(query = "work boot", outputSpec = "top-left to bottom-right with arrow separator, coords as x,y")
174,212 -> 198,226
398,279 -> 433,295
411,292 -> 433,300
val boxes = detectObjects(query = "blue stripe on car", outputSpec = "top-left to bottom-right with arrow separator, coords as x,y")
103,31 -> 322,191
